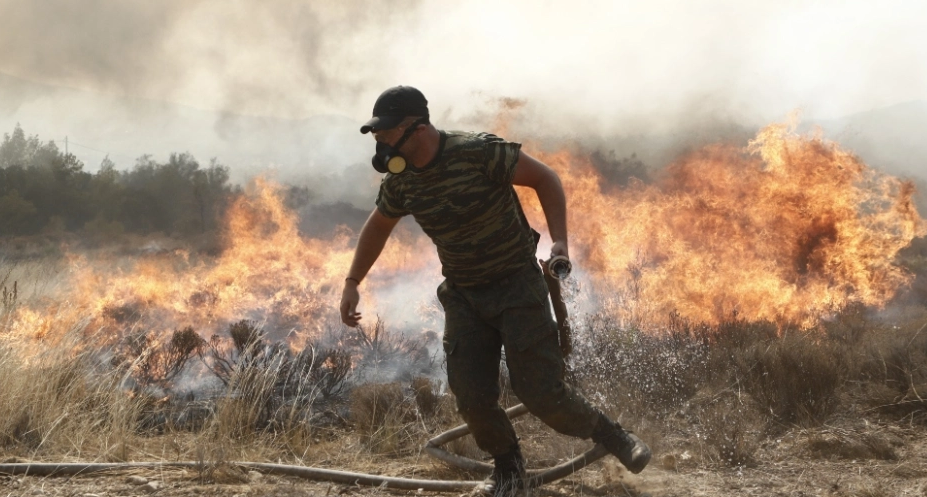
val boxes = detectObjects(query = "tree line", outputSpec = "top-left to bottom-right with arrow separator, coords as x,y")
0,125 -> 234,238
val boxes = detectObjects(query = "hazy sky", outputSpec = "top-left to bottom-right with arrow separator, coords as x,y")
1,0 -> 925,180
3,1 -> 925,118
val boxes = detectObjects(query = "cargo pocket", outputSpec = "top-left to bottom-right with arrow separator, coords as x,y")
442,336 -> 458,356
436,280 -> 451,309
502,306 -> 557,352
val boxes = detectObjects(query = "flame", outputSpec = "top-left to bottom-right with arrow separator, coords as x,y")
5,177 -> 438,348
3,119 -> 924,349
518,120 -> 925,328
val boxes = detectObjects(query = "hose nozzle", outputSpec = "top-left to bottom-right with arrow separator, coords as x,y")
547,255 -> 572,280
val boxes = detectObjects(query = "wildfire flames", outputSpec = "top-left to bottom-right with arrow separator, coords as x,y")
8,178 -> 439,348
3,120 -> 925,347
521,120 -> 925,328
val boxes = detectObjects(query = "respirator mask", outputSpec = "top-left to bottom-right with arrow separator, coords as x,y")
371,117 -> 429,174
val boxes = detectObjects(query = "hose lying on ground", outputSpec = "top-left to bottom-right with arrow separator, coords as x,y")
0,404 -> 608,492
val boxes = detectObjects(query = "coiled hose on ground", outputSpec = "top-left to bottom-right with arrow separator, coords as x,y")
0,404 -> 607,492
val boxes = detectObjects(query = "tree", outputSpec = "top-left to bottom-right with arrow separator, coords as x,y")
0,190 -> 37,234
0,124 -> 40,169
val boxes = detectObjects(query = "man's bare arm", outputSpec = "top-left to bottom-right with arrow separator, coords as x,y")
340,208 -> 402,326
512,151 -> 569,258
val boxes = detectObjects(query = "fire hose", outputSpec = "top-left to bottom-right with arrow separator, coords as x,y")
0,404 -> 607,492
0,262 -> 600,492
0,346 -> 606,490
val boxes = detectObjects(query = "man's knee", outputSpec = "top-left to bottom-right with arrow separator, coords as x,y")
451,383 -> 502,414
511,376 -> 566,411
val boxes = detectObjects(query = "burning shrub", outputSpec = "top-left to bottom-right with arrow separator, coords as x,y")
113,326 -> 205,392
821,302 -> 872,346
101,301 -> 143,325
204,320 -> 279,386
350,319 -> 438,383
284,345 -> 352,401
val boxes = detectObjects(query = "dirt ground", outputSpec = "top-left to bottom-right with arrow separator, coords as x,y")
3,422 -> 925,497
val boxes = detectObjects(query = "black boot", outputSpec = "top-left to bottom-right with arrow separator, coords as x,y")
591,413 -> 652,474
482,445 -> 526,496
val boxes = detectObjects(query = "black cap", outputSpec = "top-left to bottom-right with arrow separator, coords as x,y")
360,86 -> 429,134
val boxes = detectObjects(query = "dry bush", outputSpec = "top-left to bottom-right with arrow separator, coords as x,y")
854,320 -> 927,420
284,344 -> 352,401
703,315 -> 780,384
181,319 -> 441,441
350,382 -> 421,456
411,375 -> 440,418
203,320 -> 292,432
694,395 -> 762,467
204,319 -> 275,386
738,332 -> 845,426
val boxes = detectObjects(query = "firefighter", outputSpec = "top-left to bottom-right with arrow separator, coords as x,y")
340,86 -> 650,495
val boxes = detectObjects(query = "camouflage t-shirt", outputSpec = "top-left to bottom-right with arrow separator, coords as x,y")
376,131 -> 537,286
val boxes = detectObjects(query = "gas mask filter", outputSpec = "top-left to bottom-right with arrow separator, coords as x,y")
371,117 -> 429,174
373,142 -> 408,174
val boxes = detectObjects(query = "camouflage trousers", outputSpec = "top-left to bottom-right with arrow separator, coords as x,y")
437,261 -> 601,456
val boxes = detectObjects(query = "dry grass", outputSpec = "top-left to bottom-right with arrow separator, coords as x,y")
739,331 -> 845,426
563,304 -> 927,469
349,382 -> 419,455
0,331 -> 143,458
2,253 -> 927,490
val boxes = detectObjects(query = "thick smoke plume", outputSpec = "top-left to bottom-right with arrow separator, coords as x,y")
2,1 -> 925,183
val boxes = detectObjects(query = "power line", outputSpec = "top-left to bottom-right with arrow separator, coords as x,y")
64,137 -> 136,165
67,139 -> 109,155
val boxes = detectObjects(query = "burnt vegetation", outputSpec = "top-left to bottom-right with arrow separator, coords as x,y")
63,301 -> 927,469
101,318 -> 439,438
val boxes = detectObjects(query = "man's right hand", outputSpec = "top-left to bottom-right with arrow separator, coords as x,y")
340,280 -> 362,327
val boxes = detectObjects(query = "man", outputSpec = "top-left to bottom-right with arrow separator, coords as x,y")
340,86 -> 651,496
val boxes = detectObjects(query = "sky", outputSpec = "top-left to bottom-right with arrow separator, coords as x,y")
0,0 -> 925,185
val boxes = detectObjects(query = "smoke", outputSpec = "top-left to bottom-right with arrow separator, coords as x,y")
0,1 -> 187,97
1,0 -> 926,197
0,0 -> 421,118
3,1 -> 925,119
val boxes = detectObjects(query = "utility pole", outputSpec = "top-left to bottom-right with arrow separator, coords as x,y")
65,136 -> 68,156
